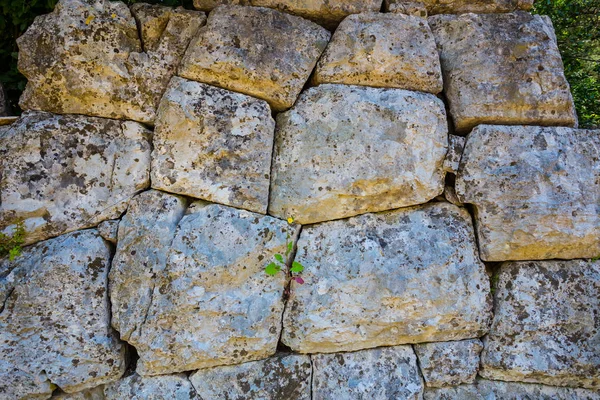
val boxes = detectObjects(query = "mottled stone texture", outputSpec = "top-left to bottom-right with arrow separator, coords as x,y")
395,0 -> 533,14
313,13 -> 442,94
429,12 -> 576,133
151,77 -> 275,213
312,346 -> 423,399
0,111 -> 151,246
424,379 -> 600,400
121,203 -> 292,375
282,202 -> 492,353
457,125 -> 600,261
103,373 -> 199,399
17,0 -> 205,124
269,84 -> 448,224
97,220 -> 119,244
384,1 -> 428,17
0,230 -> 126,399
414,339 -> 483,388
443,134 -> 465,175
480,260 -> 600,389
190,354 -> 312,399
178,5 -> 330,111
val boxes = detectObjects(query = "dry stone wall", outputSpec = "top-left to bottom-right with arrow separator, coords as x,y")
0,0 -> 599,399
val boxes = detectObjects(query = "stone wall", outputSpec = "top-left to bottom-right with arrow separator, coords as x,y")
1,0 -> 599,399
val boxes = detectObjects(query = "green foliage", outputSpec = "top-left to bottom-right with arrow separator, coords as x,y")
264,227 -> 305,284
532,0 -> 600,128
0,221 -> 26,261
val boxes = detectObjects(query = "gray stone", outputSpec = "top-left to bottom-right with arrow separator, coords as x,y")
443,134 -> 465,175
178,5 -> 330,111
312,346 -> 424,399
429,12 -> 576,133
414,339 -> 483,388
52,386 -> 105,400
424,379 -> 600,400
0,230 -> 126,399
190,354 -> 311,399
282,202 -> 492,353
480,260 -> 600,389
313,13 -> 442,94
395,0 -> 533,15
151,77 -> 275,214
269,84 -> 448,225
103,373 -> 198,399
98,220 -> 119,244
442,185 -> 463,207
384,1 -> 428,16
456,125 -> 600,261
0,111 -> 151,246
18,0 -> 205,124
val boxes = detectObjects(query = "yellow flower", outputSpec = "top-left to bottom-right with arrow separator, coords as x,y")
85,15 -> 95,25
287,217 -> 294,224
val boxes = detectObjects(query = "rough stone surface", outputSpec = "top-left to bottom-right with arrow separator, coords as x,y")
0,230 -> 126,399
456,125 -> 600,261
429,12 -> 576,133
443,134 -> 465,175
190,354 -> 311,399
192,0 -> 381,27
312,346 -> 423,399
0,116 -> 18,126
399,0 -> 533,14
442,185 -> 462,207
480,260 -> 600,389
178,5 -> 330,111
52,386 -> 105,400
124,203 -> 292,375
18,0 -> 205,124
104,373 -> 199,399
269,84 -> 448,224
414,339 -> 483,388
98,220 -> 119,244
151,77 -> 275,213
385,0 -> 428,16
313,13 -> 442,94
0,111 -> 151,246
282,202 -> 492,353
424,379 -> 600,400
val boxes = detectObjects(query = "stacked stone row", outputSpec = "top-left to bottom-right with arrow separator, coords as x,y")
0,0 -> 598,399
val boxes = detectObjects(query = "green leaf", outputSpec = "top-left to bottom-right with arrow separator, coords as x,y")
286,241 -> 293,256
290,261 -> 304,273
274,253 -> 284,263
265,262 -> 280,276
8,247 -> 21,261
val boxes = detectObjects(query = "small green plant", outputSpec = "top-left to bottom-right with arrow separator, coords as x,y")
265,217 -> 305,284
0,221 -> 26,261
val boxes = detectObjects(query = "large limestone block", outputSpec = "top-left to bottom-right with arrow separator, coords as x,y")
480,260 -> 600,389
124,203 -> 292,375
151,77 -> 275,213
0,111 -> 151,246
104,373 -> 199,399
414,339 -> 483,388
0,230 -> 126,399
281,202 -> 492,353
390,0 -> 533,15
429,12 -> 576,133
269,84 -> 448,224
312,346 -> 424,399
456,125 -> 600,261
17,0 -> 205,124
190,354 -> 312,399
178,5 -> 330,111
424,379 -> 600,400
313,13 -> 442,94
192,0 -> 381,27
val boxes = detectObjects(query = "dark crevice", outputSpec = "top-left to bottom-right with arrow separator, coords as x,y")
0,286 -> 15,314
411,344 -> 428,391
124,344 -> 140,377
309,355 -> 315,400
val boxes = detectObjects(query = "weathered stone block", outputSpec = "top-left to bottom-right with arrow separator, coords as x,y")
190,354 -> 311,399
429,12 -> 576,133
392,0 -> 533,15
313,13 -> 442,94
269,84 -> 448,224
178,5 -> 330,111
0,230 -> 126,399
312,346 -> 423,399
414,339 -> 483,388
104,373 -> 198,399
151,77 -> 275,214
456,125 -> 600,261
384,1 -> 428,17
282,202 -> 492,353
480,260 -> 600,389
0,111 -> 151,246
18,0 -> 205,124
98,220 -> 119,244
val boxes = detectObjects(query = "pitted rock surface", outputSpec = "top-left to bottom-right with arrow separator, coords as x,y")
443,134 -> 465,175
190,354 -> 311,399
312,346 -> 423,399
104,373 -> 199,399
17,0 -> 205,124
269,84 -> 448,225
0,111 -> 151,246
384,1 -> 428,16
0,230 -> 126,399
456,125 -> 600,261
414,339 -> 483,388
126,203 -> 292,375
97,220 -> 119,244
178,5 -> 330,111
480,260 -> 600,389
313,13 -> 442,94
282,202 -> 492,353
397,0 -> 533,14
151,77 -> 275,214
429,12 -> 576,133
